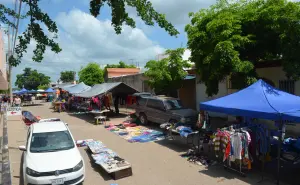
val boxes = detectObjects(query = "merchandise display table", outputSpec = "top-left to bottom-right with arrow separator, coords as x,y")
87,140 -> 132,180
90,110 -> 110,125
160,123 -> 200,151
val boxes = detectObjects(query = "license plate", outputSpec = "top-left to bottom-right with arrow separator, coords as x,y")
51,178 -> 64,185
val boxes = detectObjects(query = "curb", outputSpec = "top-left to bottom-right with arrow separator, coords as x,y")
2,112 -> 12,185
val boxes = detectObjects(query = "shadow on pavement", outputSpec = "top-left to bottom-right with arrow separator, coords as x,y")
17,152 -> 24,185
22,104 -> 43,107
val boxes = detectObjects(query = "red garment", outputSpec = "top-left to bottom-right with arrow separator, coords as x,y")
104,96 -> 109,107
132,96 -> 136,104
127,96 -> 132,105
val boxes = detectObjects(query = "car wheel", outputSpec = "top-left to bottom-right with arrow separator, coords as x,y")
139,113 -> 148,125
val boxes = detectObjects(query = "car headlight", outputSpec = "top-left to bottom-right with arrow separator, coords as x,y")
26,167 -> 40,177
180,117 -> 186,123
73,160 -> 83,171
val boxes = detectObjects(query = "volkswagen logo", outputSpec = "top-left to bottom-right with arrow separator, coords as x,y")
55,170 -> 60,176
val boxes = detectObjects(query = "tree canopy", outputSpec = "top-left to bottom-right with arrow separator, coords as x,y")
185,0 -> 300,96
60,70 -> 76,83
144,48 -> 191,94
105,61 -> 136,69
15,68 -> 51,89
78,63 -> 104,86
37,84 -> 49,90
1,0 -> 179,67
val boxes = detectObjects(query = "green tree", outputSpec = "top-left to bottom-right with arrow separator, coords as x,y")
105,61 -> 136,69
185,0 -> 300,96
60,71 -> 75,83
37,84 -> 49,90
78,63 -> 104,86
145,48 -> 191,94
15,68 -> 51,89
1,0 -> 179,67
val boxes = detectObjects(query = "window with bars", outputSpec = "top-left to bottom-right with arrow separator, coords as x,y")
279,80 -> 295,94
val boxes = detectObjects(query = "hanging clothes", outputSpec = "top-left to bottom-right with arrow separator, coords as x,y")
107,92 -> 113,105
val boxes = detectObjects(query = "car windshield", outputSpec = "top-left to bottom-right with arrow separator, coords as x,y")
165,100 -> 183,110
30,130 -> 75,153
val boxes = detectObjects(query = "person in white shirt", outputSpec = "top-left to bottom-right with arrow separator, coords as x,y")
14,96 -> 21,107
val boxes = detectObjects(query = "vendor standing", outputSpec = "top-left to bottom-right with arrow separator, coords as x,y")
114,96 -> 119,114
104,94 -> 111,110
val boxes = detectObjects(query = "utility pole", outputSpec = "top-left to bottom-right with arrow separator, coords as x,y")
73,71 -> 76,84
9,0 -> 22,105
7,28 -> 12,104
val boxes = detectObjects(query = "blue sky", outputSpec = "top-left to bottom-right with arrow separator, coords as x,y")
1,0 -> 215,85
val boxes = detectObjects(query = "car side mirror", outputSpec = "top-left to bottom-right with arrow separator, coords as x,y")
18,145 -> 26,151
65,123 -> 68,126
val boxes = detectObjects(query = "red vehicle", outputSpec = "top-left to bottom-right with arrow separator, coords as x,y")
22,111 -> 40,126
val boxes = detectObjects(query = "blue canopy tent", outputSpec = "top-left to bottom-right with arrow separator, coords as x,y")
12,90 -> 19,94
45,88 -> 54,93
18,88 -> 28,94
200,79 -> 300,184
63,82 -> 91,94
200,79 -> 300,120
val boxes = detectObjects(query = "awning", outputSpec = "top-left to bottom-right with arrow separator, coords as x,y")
76,82 -> 138,98
57,83 -> 75,89
63,82 -> 91,94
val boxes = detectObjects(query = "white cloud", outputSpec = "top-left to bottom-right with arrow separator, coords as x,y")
149,0 -> 216,25
12,9 -> 164,85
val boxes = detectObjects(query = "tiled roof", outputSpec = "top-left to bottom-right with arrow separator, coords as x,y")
106,68 -> 140,78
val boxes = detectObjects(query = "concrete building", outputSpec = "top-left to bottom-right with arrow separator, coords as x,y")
105,68 -> 140,80
107,73 -> 153,93
0,31 -> 8,90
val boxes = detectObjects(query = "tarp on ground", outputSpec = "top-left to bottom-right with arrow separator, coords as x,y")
200,79 -> 300,121
63,82 -> 91,94
76,82 -> 138,98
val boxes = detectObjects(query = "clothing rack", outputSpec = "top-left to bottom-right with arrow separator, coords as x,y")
214,124 -> 269,177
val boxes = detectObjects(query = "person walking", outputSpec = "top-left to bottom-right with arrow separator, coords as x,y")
14,96 -> 21,107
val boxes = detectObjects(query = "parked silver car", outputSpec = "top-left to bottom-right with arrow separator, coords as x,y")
135,96 -> 198,126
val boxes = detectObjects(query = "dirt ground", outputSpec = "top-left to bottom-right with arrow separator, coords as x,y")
7,102 -> 288,185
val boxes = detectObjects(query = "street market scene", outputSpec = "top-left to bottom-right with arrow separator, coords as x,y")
1,0 -> 300,185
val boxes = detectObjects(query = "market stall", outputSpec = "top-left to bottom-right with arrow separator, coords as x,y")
199,79 -> 300,184
73,82 -> 138,122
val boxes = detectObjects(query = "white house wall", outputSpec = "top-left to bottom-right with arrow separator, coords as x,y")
256,66 -> 300,96
196,75 -> 228,117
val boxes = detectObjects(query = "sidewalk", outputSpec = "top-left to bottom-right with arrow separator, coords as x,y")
6,114 -> 25,185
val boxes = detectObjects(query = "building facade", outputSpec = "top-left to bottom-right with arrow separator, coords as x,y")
107,73 -> 153,93
0,31 -> 8,90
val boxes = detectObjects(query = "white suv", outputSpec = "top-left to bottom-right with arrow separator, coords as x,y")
19,121 -> 85,185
